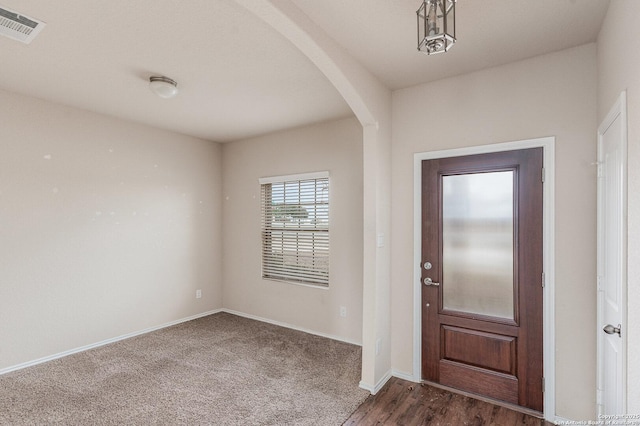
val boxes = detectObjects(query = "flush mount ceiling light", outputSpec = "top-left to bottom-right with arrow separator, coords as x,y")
149,76 -> 178,99
417,0 -> 456,55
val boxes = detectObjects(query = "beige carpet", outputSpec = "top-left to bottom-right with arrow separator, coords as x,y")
0,312 -> 369,425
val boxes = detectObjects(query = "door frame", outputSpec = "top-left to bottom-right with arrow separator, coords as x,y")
412,137 -> 555,421
596,91 -> 628,415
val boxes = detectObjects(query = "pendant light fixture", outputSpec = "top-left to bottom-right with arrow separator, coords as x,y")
417,0 -> 456,55
149,76 -> 179,99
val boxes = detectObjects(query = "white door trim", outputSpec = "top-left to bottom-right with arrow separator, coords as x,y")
596,91 -> 628,415
412,137 -> 556,421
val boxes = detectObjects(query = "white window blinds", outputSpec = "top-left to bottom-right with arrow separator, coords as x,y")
260,172 -> 329,287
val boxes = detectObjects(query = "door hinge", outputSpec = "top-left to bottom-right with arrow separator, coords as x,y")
597,275 -> 603,292
597,162 -> 603,178
542,377 -> 545,392
541,167 -> 545,183
541,272 -> 545,288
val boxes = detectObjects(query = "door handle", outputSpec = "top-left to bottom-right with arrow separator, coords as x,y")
603,324 -> 621,337
423,277 -> 440,286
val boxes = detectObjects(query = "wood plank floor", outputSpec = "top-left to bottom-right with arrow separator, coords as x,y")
344,377 -> 554,426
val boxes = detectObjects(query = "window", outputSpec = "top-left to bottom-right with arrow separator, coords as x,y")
260,172 -> 329,287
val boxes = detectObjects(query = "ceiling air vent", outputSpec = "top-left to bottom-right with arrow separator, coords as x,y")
0,5 -> 45,44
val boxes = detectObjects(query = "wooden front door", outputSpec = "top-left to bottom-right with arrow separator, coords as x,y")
421,148 -> 544,412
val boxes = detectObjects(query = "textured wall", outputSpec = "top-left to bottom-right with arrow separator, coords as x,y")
597,1 -> 640,414
221,117 -> 364,344
390,44 -> 598,420
0,90 -> 223,371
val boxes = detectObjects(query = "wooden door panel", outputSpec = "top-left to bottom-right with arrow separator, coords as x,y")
440,360 -> 519,405
438,314 -> 518,336
422,148 -> 544,412
442,326 -> 516,375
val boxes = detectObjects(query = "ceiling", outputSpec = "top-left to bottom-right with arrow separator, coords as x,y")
0,0 -> 609,143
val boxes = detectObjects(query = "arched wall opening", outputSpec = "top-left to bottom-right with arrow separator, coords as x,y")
232,0 -> 393,391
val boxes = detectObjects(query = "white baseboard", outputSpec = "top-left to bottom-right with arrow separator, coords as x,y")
220,308 -> 362,347
359,369 -> 393,395
0,309 -> 222,376
392,369 -> 419,383
1,308 -> 362,380
359,371 -> 418,395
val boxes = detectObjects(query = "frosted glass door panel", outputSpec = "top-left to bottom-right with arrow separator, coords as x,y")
442,171 -> 514,319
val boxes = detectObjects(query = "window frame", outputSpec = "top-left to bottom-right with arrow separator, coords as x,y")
259,171 -> 330,288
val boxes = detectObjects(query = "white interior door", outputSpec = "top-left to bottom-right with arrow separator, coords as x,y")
597,91 -> 627,416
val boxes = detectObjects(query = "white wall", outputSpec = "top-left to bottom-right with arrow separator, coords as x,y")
221,117 -> 364,344
390,44 -> 598,420
597,1 -> 640,414
0,89 -> 223,371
